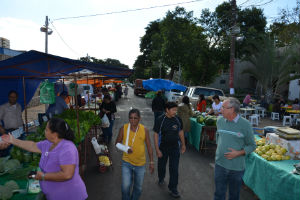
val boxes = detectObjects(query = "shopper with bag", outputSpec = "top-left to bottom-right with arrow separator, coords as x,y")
115,108 -> 154,200
100,94 -> 117,143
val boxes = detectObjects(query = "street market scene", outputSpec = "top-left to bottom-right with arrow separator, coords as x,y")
0,0 -> 300,200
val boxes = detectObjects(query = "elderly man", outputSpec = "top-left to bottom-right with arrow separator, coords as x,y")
0,90 -> 23,151
214,97 -> 256,200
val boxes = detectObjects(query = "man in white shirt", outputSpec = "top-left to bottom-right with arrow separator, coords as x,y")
0,90 -> 23,151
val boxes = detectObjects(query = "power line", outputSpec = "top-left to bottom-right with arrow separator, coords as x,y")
242,0 -> 275,8
239,0 -> 251,6
52,0 -> 204,21
50,21 -> 81,57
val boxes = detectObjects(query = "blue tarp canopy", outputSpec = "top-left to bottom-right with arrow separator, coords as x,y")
142,79 -> 186,92
0,50 -> 133,109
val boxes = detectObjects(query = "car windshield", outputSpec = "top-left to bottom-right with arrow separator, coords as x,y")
193,88 -> 223,97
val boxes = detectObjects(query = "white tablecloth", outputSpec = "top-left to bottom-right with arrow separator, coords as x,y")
266,133 -> 300,159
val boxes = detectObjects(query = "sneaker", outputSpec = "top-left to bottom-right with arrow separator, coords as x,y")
158,180 -> 165,186
169,190 -> 181,198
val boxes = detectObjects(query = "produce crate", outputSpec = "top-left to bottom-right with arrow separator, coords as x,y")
253,127 -> 264,136
97,151 -> 113,173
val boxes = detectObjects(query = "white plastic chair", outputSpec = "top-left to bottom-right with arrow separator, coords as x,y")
249,115 -> 259,126
283,116 -> 292,126
271,112 -> 280,120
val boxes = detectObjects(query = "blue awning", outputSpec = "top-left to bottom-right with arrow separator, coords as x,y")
142,79 -> 186,92
0,50 -> 133,109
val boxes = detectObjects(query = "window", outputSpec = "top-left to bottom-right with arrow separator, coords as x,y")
220,80 -> 226,84
192,88 -> 223,97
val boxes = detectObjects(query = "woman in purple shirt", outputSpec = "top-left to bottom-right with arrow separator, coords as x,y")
1,118 -> 88,200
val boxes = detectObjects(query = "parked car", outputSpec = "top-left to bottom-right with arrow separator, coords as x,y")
164,89 -> 183,103
182,86 -> 225,110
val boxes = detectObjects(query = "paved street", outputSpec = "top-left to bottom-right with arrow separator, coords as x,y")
84,88 -> 256,200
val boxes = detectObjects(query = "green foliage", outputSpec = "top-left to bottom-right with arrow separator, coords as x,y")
79,56 -> 129,68
0,185 -> 13,200
242,36 -> 299,98
269,2 -> 300,47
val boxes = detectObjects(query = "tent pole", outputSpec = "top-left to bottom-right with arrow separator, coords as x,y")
74,75 -> 80,143
22,77 -> 28,133
94,77 -> 96,115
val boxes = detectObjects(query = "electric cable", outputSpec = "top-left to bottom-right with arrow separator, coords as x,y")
52,0 -> 205,21
50,21 -> 81,57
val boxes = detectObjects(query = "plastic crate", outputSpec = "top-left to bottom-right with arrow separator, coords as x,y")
253,127 -> 264,136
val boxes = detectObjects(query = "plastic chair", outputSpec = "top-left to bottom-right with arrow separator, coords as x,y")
259,109 -> 266,118
296,118 -> 300,125
249,115 -> 259,126
283,116 -> 292,126
271,112 -> 280,120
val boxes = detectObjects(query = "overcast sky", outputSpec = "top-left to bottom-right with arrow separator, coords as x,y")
0,0 -> 297,68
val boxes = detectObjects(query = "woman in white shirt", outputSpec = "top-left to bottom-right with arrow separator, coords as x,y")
207,95 -> 223,116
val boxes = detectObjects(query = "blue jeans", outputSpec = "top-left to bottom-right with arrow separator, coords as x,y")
101,119 -> 114,143
214,164 -> 244,200
158,147 -> 180,193
122,160 -> 146,200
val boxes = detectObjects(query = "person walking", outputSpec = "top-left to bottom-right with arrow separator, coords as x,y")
177,96 -> 193,144
124,85 -> 129,99
100,94 -> 117,143
1,118 -> 88,200
152,90 -> 166,122
214,97 -> 256,200
115,109 -> 154,200
153,102 -> 186,198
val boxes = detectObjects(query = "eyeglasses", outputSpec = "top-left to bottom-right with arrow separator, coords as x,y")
221,106 -> 232,109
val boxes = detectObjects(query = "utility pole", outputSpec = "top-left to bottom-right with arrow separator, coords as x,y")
40,16 -> 52,53
159,61 -> 162,79
45,16 -> 49,53
229,0 -> 237,95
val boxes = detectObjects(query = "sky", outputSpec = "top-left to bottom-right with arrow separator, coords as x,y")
0,0 -> 297,68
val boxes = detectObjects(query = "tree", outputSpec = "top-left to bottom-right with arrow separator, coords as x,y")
199,2 -> 267,69
269,1 -> 300,47
242,37 -> 298,99
79,57 -> 129,68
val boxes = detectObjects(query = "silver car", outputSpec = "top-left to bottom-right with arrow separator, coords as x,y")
182,86 -> 225,110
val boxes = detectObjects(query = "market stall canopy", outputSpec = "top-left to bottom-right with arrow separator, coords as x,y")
142,79 -> 186,92
0,50 -> 133,109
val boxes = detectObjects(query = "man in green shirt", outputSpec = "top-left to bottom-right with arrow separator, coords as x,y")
214,97 -> 256,200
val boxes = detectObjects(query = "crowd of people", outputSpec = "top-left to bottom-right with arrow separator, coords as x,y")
1,83 -> 300,200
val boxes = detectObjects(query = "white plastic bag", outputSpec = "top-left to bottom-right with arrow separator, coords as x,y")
91,137 -> 101,154
101,114 -> 110,128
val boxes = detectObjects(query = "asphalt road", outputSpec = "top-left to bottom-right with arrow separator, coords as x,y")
84,87 -> 255,200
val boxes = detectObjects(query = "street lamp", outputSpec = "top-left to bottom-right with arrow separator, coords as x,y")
40,16 -> 53,53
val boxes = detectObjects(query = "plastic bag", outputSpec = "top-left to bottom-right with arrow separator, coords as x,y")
68,83 -> 77,97
40,80 -> 55,104
101,114 -> 110,128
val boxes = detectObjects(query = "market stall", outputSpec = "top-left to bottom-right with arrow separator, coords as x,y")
0,50 -> 133,199
243,130 -> 300,200
188,115 -> 217,152
243,148 -> 300,200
